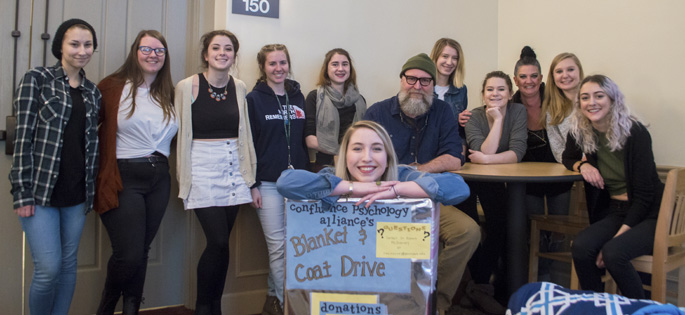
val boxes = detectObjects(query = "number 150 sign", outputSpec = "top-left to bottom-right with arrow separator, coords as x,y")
232,0 -> 279,18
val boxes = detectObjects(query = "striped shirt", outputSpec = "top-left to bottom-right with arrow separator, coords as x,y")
9,63 -> 101,212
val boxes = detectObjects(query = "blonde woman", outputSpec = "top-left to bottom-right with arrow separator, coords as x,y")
430,38 -> 468,124
564,75 -> 663,299
541,52 -> 584,162
277,120 -> 469,211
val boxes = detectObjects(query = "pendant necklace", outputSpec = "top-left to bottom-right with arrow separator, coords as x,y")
207,75 -> 228,101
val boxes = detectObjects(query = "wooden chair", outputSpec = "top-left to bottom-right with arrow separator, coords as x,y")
573,168 -> 685,304
629,167 -> 685,304
528,181 -> 589,289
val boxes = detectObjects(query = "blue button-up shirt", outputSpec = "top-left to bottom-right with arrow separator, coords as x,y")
363,95 -> 463,165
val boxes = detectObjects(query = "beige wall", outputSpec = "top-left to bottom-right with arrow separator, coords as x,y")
218,0 -> 498,108
498,0 -> 685,166
214,0 -> 684,167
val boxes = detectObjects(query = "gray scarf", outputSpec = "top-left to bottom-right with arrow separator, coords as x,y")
315,84 -> 366,155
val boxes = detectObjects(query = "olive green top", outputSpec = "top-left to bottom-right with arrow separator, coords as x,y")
596,131 -> 627,196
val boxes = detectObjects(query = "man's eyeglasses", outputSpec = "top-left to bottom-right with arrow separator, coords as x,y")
403,75 -> 433,87
139,46 -> 167,56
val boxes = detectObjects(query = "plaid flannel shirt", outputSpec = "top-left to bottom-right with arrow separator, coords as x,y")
9,63 -> 101,212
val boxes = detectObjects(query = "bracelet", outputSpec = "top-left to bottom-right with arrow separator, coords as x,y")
348,182 -> 354,196
391,185 -> 400,198
577,161 -> 589,172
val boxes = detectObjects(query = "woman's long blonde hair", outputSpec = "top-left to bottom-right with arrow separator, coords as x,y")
541,53 -> 584,127
335,120 -> 398,182
430,38 -> 465,88
569,75 -> 638,153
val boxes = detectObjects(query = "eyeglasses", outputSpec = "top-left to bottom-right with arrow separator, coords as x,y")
403,75 -> 433,87
139,46 -> 167,56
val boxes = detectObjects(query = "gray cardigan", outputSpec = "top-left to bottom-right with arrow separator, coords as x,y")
464,102 -> 528,161
546,109 -> 574,163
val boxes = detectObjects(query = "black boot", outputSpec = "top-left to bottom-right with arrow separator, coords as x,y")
195,302 -> 212,315
211,299 -> 222,315
122,295 -> 142,315
96,287 -> 121,315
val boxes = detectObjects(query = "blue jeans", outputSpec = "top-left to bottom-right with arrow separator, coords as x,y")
19,203 -> 86,315
256,182 -> 285,304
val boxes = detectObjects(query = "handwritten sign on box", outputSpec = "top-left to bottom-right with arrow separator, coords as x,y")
376,222 -> 431,259
285,198 -> 438,315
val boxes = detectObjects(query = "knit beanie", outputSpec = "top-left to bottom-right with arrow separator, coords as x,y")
51,19 -> 98,60
400,53 -> 436,83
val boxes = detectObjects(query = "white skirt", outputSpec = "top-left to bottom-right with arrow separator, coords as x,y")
184,139 -> 252,209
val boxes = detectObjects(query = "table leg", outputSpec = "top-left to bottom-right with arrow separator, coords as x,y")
507,182 -> 527,295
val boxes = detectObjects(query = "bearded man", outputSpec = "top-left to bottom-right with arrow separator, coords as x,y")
364,53 -> 463,172
364,53 -> 480,315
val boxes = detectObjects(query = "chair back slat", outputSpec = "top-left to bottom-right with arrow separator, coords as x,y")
672,194 -> 685,235
670,194 -> 680,235
665,169 -> 685,245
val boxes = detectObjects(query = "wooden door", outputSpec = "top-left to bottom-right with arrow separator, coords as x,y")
0,1 -> 270,314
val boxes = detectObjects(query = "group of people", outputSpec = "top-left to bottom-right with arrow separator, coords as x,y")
9,18 -> 664,315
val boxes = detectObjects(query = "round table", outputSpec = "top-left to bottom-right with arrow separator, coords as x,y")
454,162 -> 582,295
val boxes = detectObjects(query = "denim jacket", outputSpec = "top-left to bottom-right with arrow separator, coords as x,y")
276,166 -> 470,208
434,84 -> 468,121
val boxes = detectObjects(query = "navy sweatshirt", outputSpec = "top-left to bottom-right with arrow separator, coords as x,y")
247,79 -> 308,185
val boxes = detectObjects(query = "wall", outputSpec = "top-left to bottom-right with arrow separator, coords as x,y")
218,0 -> 499,108
498,0 -> 685,166
215,0 -> 684,167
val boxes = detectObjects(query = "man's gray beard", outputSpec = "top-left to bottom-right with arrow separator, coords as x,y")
398,90 -> 433,117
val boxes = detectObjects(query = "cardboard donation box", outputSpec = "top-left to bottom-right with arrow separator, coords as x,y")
284,198 -> 439,315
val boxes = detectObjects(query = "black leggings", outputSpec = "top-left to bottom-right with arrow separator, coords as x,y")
572,204 -> 656,299
458,181 -> 508,284
194,206 -> 239,306
100,160 -> 170,299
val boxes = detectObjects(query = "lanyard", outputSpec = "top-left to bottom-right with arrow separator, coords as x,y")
276,93 -> 294,169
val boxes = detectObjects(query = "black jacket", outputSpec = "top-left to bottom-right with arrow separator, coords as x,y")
562,121 -> 663,225
246,79 -> 308,185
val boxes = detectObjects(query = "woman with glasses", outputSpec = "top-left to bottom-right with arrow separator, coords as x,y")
175,30 -> 257,315
94,30 -> 177,314
462,71 -> 527,314
304,48 -> 366,172
247,44 -> 308,315
10,18 -> 100,315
